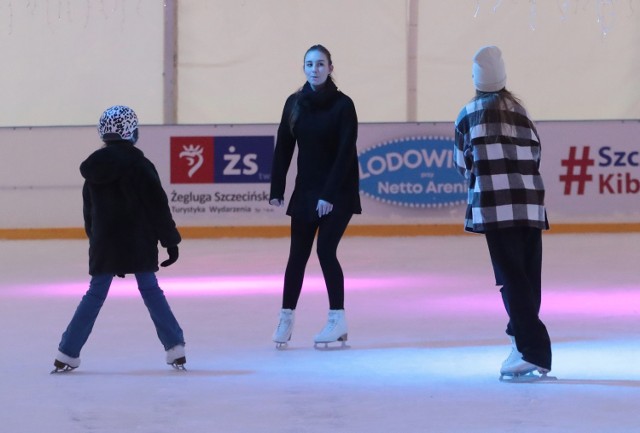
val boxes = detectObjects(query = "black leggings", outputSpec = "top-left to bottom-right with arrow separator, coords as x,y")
281,212 -> 352,310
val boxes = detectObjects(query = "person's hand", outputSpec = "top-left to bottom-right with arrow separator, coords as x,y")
269,198 -> 284,207
161,246 -> 179,267
316,199 -> 333,217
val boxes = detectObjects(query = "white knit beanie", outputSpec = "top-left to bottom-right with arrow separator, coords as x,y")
472,46 -> 507,92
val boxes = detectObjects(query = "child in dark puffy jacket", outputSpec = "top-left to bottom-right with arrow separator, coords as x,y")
53,105 -> 186,372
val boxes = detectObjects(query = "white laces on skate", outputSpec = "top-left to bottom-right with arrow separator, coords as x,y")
276,318 -> 292,331
501,347 -> 523,368
324,318 -> 338,331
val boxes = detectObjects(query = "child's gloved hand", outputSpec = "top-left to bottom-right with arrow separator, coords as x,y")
161,246 -> 179,267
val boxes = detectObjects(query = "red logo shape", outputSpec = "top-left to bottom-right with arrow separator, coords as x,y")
170,137 -> 214,183
559,146 -> 595,195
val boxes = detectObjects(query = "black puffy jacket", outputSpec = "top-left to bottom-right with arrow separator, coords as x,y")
80,140 -> 181,275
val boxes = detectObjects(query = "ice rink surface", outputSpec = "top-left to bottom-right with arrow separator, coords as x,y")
1,233 -> 638,432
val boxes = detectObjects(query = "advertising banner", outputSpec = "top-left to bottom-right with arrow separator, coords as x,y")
539,121 -> 640,223
1,120 -> 639,232
141,120 -> 640,227
144,123 -> 468,227
141,125 -> 281,227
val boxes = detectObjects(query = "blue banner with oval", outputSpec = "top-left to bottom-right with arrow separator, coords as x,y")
358,136 -> 466,208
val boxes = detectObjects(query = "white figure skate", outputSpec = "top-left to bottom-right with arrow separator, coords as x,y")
499,336 -> 554,381
166,344 -> 187,370
51,351 -> 80,374
314,309 -> 349,350
272,309 -> 295,349
501,336 -> 523,370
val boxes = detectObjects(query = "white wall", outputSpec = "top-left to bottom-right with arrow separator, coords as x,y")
0,1 -> 639,127
418,1 -> 640,122
0,1 -> 164,127
177,1 -> 408,123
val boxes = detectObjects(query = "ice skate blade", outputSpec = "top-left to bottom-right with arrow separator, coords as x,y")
50,365 -> 76,374
50,360 -> 77,374
168,356 -> 187,371
273,333 -> 292,350
313,335 -> 349,350
500,372 -> 557,383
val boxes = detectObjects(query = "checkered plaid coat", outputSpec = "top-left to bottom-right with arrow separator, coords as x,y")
454,97 -> 549,233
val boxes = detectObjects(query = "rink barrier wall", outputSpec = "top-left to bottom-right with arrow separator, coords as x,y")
2,223 -> 640,240
2,121 -> 640,234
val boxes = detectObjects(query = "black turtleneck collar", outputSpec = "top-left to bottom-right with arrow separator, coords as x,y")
298,78 -> 339,110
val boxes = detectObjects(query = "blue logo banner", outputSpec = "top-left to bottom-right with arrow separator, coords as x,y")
358,136 -> 466,208
213,136 -> 273,184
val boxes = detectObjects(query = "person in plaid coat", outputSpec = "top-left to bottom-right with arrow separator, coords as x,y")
454,46 -> 552,378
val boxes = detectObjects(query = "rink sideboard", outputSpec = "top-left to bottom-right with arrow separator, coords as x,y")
1,121 -> 639,238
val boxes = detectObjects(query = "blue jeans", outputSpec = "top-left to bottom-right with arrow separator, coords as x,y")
58,273 -> 185,358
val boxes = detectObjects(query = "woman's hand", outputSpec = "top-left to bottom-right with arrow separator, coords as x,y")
269,198 -> 284,207
316,199 -> 333,217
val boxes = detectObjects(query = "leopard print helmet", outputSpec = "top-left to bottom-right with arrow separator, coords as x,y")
98,105 -> 138,141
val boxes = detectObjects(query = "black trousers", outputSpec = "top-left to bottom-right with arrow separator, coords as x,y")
281,212 -> 352,310
485,227 -> 552,370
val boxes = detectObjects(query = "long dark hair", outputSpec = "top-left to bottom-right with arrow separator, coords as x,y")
288,44 -> 334,134
472,89 -> 526,132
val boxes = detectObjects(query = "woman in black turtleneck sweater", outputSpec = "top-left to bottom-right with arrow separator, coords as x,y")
269,45 -> 361,349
